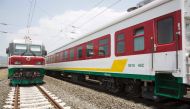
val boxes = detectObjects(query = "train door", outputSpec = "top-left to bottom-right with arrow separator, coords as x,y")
153,11 -> 182,72
153,11 -> 184,99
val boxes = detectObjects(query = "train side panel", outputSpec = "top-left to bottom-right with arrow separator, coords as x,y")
46,0 -> 188,99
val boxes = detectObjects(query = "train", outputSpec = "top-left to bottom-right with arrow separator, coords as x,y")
6,38 -> 47,85
45,0 -> 190,100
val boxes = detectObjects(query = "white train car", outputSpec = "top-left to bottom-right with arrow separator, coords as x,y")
46,0 -> 190,99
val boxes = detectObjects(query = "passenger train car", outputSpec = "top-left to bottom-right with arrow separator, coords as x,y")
6,39 -> 47,85
46,0 -> 190,99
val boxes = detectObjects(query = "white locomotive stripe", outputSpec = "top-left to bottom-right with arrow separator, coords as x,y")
8,65 -> 44,69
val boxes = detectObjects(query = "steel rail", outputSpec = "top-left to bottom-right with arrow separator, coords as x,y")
14,85 -> 19,109
36,85 -> 63,109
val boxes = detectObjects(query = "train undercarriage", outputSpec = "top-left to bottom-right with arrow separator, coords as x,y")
8,68 -> 45,86
45,70 -> 190,100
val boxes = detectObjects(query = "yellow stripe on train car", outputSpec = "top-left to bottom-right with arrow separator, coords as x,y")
62,59 -> 128,73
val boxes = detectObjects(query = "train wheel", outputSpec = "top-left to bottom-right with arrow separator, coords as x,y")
101,78 -> 123,93
71,74 -> 85,82
124,79 -> 142,97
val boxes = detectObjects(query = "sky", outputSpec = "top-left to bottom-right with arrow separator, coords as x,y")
0,0 -> 141,56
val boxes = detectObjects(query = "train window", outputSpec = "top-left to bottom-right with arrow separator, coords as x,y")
46,57 -> 49,64
60,52 -> 63,61
63,51 -> 68,61
50,56 -> 53,63
157,17 -> 173,44
134,27 -> 144,51
51,55 -> 53,63
55,53 -> 59,62
56,53 -> 59,62
70,49 -> 74,60
77,46 -> 83,59
52,55 -> 55,63
116,34 -> 125,54
15,44 -> 27,53
86,43 -> 94,58
49,56 -> 51,63
98,38 -> 109,56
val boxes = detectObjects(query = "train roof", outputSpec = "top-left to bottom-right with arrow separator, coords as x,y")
48,0 -> 173,55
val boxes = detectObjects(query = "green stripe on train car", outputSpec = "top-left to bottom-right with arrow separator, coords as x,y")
46,69 -> 184,99
47,69 -> 155,81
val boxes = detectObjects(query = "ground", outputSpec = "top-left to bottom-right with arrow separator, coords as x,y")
0,69 -> 8,81
0,69 -> 11,108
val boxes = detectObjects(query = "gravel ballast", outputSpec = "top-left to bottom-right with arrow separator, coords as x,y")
0,70 -> 154,109
0,69 -> 11,108
43,76 -> 153,109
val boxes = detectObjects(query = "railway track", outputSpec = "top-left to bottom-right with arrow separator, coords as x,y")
3,85 -> 70,109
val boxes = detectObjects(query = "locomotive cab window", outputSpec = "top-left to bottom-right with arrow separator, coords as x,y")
157,17 -> 173,44
116,34 -> 125,54
30,45 -> 41,52
77,46 -> 83,59
98,38 -> 109,57
15,44 -> 27,53
134,27 -> 144,51
86,43 -> 94,58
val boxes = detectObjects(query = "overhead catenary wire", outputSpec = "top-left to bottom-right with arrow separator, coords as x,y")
29,0 -> 37,28
48,0 -> 123,51
0,23 -> 8,26
68,0 -> 106,27
28,0 -> 54,18
0,22 -> 24,28
26,0 -> 37,36
58,0 -> 106,35
77,0 -> 122,29
26,0 -> 33,34
0,30 -> 38,35
0,31 -> 8,34
36,5 -> 54,18
59,0 -> 122,38
49,0 -> 106,46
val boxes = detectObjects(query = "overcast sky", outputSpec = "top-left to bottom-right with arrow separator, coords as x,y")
0,0 -> 141,56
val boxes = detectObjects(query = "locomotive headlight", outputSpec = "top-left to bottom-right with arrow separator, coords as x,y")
14,61 -> 21,65
36,62 -> 42,65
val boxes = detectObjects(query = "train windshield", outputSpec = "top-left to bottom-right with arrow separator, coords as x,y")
14,44 -> 42,56
15,44 -> 27,53
30,45 -> 41,52
29,45 -> 42,56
